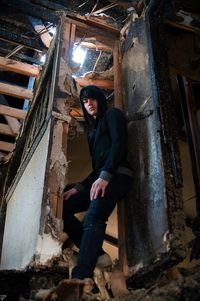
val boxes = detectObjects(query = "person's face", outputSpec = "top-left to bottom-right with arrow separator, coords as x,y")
83,98 -> 98,116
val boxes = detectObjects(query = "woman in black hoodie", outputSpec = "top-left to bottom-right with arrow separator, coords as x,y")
63,85 -> 133,280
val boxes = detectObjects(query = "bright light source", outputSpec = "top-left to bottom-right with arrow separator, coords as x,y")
40,54 -> 46,64
48,26 -> 56,36
72,46 -> 86,66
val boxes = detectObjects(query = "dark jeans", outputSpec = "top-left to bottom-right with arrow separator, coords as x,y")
63,173 -> 132,279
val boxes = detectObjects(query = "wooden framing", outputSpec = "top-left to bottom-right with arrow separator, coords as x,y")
0,82 -> 33,100
0,56 -> 41,78
0,105 -> 27,120
0,141 -> 14,152
0,124 -> 16,137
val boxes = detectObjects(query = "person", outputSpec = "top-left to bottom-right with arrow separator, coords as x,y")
62,85 -> 133,280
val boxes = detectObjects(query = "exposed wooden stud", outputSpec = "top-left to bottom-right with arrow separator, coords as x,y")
0,105 -> 27,120
75,77 -> 114,89
0,141 -> 14,152
113,40 -> 123,109
0,82 -> 33,100
0,124 -> 16,137
0,56 -> 41,77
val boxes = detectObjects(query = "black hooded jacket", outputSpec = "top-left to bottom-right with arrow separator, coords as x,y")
75,85 -> 132,191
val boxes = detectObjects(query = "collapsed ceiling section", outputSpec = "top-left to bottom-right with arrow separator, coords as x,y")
0,0 -> 141,160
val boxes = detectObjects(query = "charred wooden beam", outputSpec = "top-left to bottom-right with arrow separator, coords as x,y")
0,47 -> 43,65
164,10 -> 200,35
0,104 -> 27,120
0,56 -> 41,77
0,27 -> 45,52
31,0 -> 67,10
1,0 -> 58,23
75,77 -> 114,89
66,14 -> 120,39
0,82 -> 33,100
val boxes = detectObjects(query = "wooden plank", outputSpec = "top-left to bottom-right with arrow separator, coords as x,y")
113,40 -> 123,109
5,116 -> 20,136
0,105 -> 27,120
0,124 -> 16,136
0,56 -> 41,77
75,77 -> 114,89
0,141 -> 14,152
0,82 -> 33,100
78,41 -> 112,52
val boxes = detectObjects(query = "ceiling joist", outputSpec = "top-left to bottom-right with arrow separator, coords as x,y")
0,141 -> 14,152
0,56 -> 41,77
0,104 -> 27,120
1,0 -> 58,23
0,27 -> 45,52
0,82 -> 33,100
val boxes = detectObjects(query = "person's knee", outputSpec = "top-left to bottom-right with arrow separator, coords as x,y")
83,213 -> 106,230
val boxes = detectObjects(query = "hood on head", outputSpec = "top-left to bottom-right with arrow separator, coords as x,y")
80,85 -> 107,127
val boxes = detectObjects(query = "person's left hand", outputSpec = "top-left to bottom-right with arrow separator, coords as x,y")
90,178 -> 109,200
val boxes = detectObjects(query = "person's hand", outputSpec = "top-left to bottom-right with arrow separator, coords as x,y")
90,178 -> 109,200
63,188 -> 78,200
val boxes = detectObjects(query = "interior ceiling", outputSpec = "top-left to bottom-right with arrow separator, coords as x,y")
0,0 -> 200,158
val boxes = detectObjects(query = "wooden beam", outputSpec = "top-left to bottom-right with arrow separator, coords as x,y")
0,124 -> 16,137
0,82 -> 33,100
75,77 -> 114,89
5,116 -> 20,136
66,14 -> 120,38
0,27 -> 45,52
0,56 -> 41,77
78,41 -> 112,52
0,105 -> 27,120
1,0 -> 57,23
113,40 -> 123,109
0,141 -> 14,152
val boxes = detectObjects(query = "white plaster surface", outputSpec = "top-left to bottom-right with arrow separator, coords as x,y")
1,122 -> 51,270
36,233 -> 61,265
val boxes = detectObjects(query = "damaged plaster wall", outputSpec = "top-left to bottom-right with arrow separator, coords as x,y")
0,121 -> 57,270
